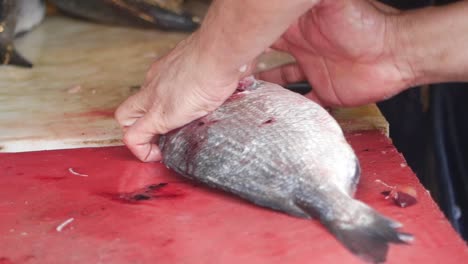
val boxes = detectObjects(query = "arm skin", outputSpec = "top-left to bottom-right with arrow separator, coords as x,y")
195,0 -> 320,78
396,1 -> 468,87
257,0 -> 468,106
115,0 -> 320,162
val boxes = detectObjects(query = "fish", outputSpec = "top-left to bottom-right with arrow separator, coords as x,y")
159,77 -> 413,263
0,0 -> 45,68
48,0 -> 200,32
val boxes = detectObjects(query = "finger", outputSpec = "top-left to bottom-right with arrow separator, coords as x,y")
123,113 -> 166,162
270,36 -> 290,52
255,63 -> 306,86
115,92 -> 150,129
304,91 -> 325,106
367,0 -> 400,14
239,58 -> 260,78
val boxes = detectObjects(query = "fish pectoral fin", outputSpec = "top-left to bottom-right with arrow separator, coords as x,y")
0,47 -> 33,68
295,193 -> 413,263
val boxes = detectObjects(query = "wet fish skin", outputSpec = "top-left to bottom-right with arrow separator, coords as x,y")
0,0 -> 34,68
160,79 -> 413,263
49,0 -> 199,32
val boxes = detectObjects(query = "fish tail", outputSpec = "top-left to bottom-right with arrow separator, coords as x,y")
295,191 -> 413,263
0,45 -> 33,68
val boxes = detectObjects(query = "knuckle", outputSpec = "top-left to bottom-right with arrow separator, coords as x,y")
115,95 -> 149,127
114,106 -> 125,124
153,117 -> 171,134
122,131 -> 137,146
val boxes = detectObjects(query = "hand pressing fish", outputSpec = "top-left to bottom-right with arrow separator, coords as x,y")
160,77 -> 413,263
48,0 -> 199,31
0,0 -> 45,67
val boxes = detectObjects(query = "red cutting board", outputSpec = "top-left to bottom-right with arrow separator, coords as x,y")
0,131 -> 467,264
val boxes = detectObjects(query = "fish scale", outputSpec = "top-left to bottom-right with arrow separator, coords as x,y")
160,78 -> 413,263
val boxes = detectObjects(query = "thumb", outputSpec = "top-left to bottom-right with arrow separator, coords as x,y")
270,36 -> 290,52
255,62 -> 306,86
122,112 -> 166,162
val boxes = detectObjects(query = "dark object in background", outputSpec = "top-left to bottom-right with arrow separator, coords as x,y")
285,81 -> 312,95
48,0 -> 199,32
377,0 -> 468,240
1,0 -> 200,69
430,85 -> 468,236
0,0 -> 45,68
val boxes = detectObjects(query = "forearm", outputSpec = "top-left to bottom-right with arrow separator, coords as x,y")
396,1 -> 468,86
192,0 -> 317,78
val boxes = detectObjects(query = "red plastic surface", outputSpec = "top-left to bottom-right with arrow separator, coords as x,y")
1,131 -> 467,263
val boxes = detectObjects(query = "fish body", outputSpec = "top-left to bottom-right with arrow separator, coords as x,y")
160,78 -> 412,263
0,0 -> 45,68
49,0 -> 199,31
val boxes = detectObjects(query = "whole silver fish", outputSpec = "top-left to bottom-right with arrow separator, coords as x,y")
160,78 -> 413,263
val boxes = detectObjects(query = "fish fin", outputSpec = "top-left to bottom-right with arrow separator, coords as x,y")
7,49 -> 33,68
324,205 -> 413,263
0,46 -> 33,68
295,194 -> 413,263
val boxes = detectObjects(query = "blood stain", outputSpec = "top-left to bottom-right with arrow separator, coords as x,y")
0,257 -> 13,264
34,176 -> 67,181
262,118 -> 275,125
161,238 -> 175,247
64,109 -> 115,119
100,183 -> 185,204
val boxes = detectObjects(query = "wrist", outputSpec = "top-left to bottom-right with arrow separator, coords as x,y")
391,2 -> 468,87
190,32 -> 255,93
186,31 -> 245,86
386,12 -> 422,91
391,8 -> 435,88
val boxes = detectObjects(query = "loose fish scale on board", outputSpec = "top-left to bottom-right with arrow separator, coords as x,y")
160,79 -> 411,263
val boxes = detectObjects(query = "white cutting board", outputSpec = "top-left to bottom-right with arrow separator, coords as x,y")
0,16 -> 188,152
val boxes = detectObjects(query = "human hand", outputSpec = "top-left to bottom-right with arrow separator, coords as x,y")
115,34 -> 245,162
257,0 -> 415,107
115,0 -> 320,162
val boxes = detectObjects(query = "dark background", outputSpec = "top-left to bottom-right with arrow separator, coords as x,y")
378,0 -> 468,240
